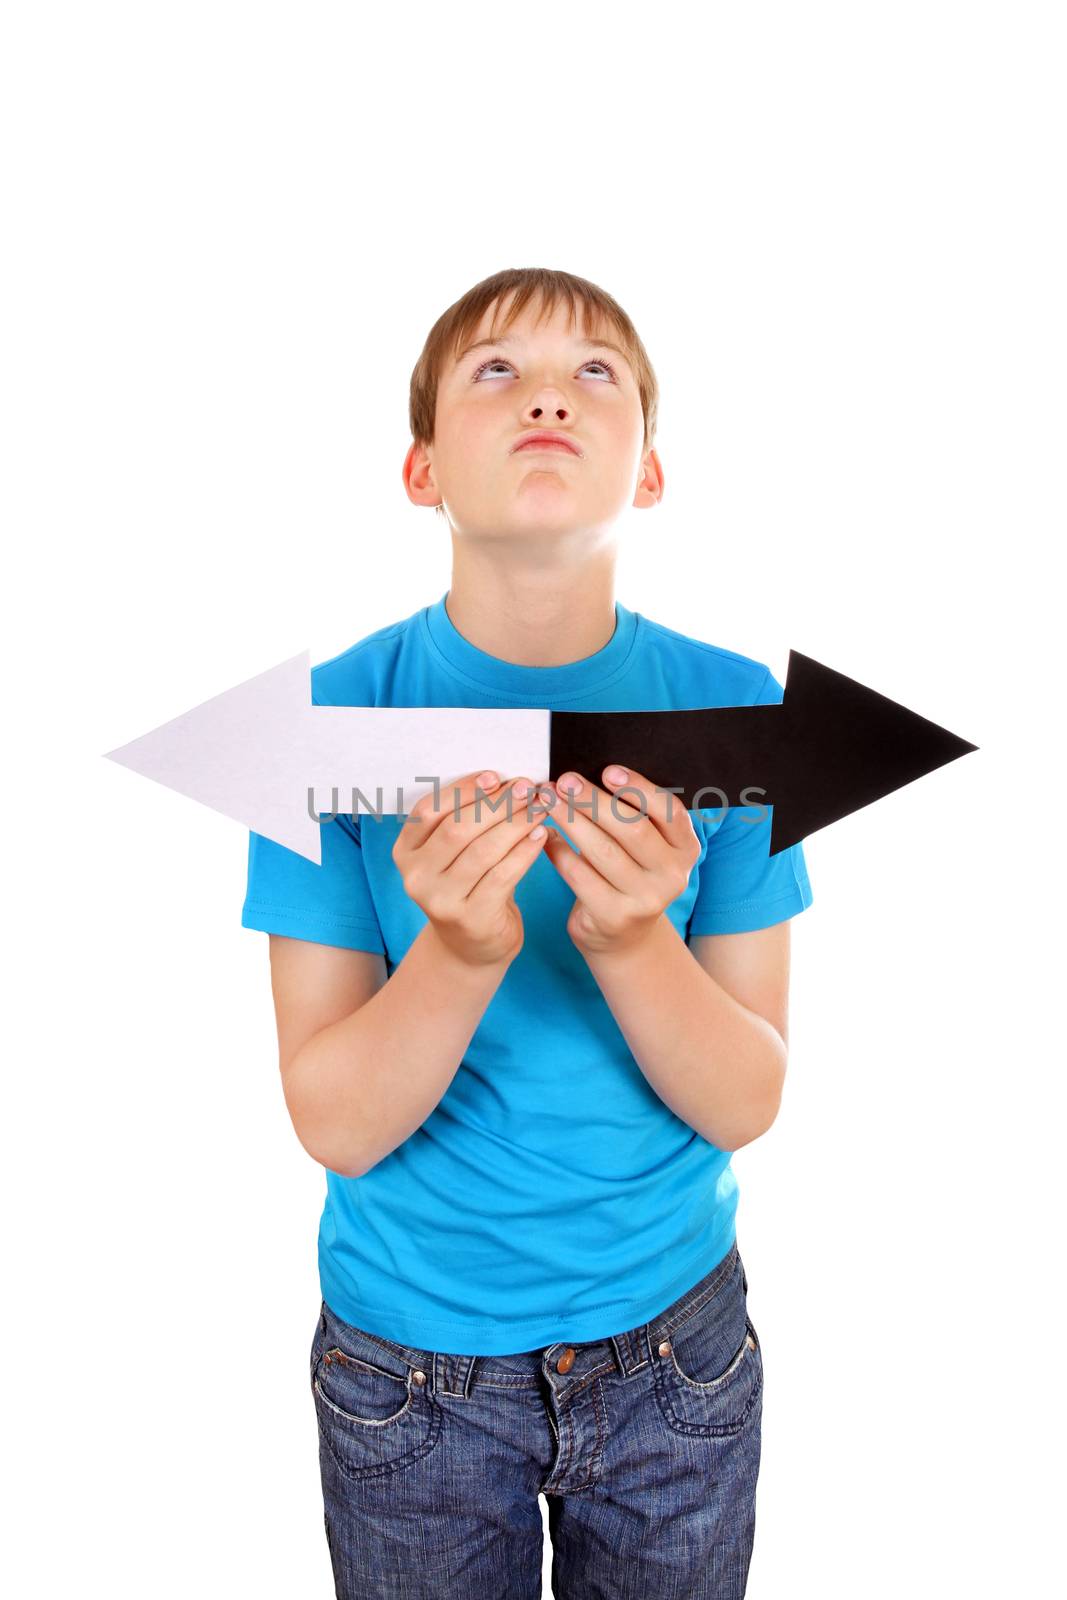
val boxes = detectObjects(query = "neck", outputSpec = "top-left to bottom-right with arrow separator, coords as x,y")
445,549 -> 619,668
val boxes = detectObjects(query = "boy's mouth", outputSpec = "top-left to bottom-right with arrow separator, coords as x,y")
511,430 -> 583,457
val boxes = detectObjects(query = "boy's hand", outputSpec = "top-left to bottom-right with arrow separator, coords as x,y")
542,766 -> 702,957
392,770 -> 555,968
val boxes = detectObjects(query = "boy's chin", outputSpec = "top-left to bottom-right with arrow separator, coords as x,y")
480,492 -> 618,536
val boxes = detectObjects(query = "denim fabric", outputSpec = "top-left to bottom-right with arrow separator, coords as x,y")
308,1239 -> 763,1598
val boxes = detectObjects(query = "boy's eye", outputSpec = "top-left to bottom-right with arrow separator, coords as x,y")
471,355 -> 618,383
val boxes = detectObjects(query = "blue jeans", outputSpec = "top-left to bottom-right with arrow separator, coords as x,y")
309,1238 -> 762,1598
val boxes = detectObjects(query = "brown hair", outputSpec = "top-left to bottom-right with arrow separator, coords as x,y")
408,267 -> 659,515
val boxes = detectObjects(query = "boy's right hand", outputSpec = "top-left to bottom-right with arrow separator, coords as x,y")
391,770 -> 556,968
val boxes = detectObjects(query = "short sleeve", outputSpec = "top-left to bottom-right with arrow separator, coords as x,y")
686,665 -> 814,938
241,810 -> 387,954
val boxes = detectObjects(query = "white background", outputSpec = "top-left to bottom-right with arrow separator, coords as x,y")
4,3 -> 1063,1595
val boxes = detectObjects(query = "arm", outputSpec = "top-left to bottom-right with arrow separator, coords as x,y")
540,763 -> 795,1153
266,768 -> 550,1179
269,926 -> 512,1178
578,918 -> 791,1152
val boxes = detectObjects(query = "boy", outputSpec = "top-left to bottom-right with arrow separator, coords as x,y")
242,266 -> 813,1598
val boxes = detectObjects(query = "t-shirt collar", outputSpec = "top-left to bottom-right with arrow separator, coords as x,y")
421,589 -> 639,702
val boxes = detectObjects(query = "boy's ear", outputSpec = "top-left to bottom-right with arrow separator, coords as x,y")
402,440 -> 442,509
633,447 -> 665,510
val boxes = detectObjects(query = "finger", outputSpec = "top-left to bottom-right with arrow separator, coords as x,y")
600,765 -> 695,847
444,782 -> 556,896
467,810 -> 551,910
541,824 -> 630,922
395,769 -> 504,855
550,771 -> 663,883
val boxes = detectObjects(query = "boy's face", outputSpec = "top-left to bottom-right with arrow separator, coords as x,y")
404,294 -> 662,540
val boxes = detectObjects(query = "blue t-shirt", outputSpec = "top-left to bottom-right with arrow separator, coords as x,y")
241,592 -> 813,1354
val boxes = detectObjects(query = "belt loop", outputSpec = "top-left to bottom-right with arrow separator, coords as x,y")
609,1333 -> 629,1376
432,1351 -> 477,1399
610,1326 -> 651,1376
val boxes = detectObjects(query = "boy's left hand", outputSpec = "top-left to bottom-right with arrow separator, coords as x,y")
541,766 -> 702,956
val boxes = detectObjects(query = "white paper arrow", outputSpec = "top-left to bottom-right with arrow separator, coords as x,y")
103,652 -> 552,863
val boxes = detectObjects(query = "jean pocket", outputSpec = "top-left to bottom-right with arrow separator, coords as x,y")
311,1308 -> 442,1482
309,1301 -> 327,1388
652,1264 -> 763,1438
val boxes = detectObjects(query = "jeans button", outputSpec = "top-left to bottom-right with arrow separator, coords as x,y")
658,1340 -> 671,1356
556,1347 -> 576,1374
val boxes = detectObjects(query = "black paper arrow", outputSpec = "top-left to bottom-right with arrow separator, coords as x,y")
548,649 -> 978,855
